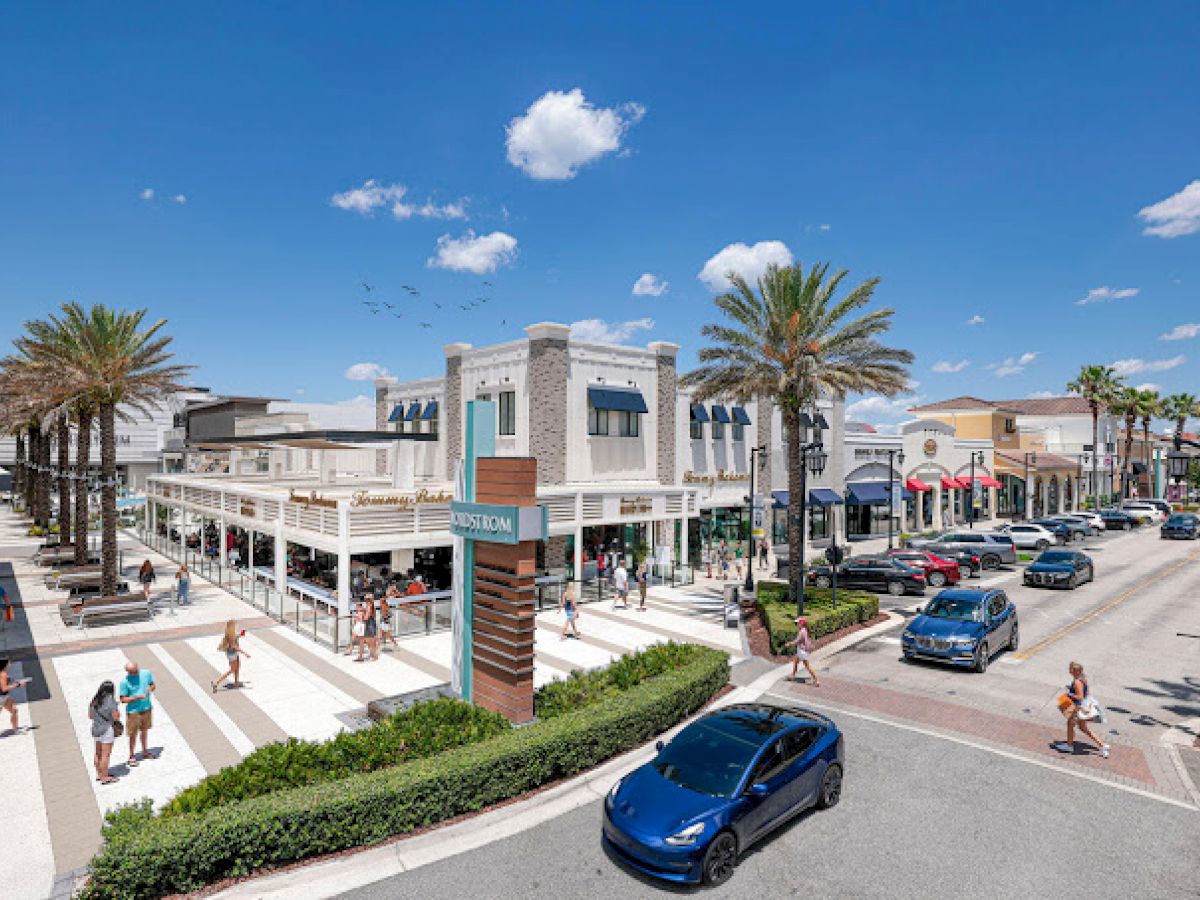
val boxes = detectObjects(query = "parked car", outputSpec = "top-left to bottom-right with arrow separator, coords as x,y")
1067,511 -> 1106,532
806,556 -> 926,596
943,548 -> 983,578
1023,550 -> 1094,590
905,531 -> 1018,570
603,703 -> 844,886
1161,513 -> 1200,540
1099,509 -> 1138,530
1120,501 -> 1164,524
884,548 -> 963,587
1140,499 -> 1173,519
1000,523 -> 1062,550
1047,515 -> 1095,539
901,588 -> 1018,673
1029,519 -> 1074,543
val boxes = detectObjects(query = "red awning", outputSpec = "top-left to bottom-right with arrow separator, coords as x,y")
959,475 -> 1002,489
905,477 -> 932,492
940,476 -> 961,489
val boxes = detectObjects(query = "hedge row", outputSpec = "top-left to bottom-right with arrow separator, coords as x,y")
757,579 -> 877,608
82,647 -> 730,899
757,593 -> 880,655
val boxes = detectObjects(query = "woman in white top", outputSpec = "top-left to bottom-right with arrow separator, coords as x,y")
789,616 -> 821,687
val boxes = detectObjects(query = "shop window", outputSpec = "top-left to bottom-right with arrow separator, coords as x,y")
618,410 -> 640,437
690,419 -> 703,439
732,422 -> 745,442
588,405 -> 640,437
1004,418 -> 1016,434
498,391 -> 516,436
712,420 -> 725,439
588,405 -> 609,435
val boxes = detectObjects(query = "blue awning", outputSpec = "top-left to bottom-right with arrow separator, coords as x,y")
731,406 -> 752,425
420,400 -> 438,420
690,403 -> 710,423
588,386 -> 648,414
845,481 -> 912,505
772,490 -> 789,509
808,488 -> 844,507
710,404 -> 731,424
404,403 -> 422,421
387,404 -> 404,423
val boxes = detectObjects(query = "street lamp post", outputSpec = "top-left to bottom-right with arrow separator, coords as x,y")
792,430 -> 828,620
743,445 -> 767,595
967,450 -> 984,528
1023,452 -> 1037,520
885,449 -> 906,550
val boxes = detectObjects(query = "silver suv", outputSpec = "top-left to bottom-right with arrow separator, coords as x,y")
906,530 -> 1018,569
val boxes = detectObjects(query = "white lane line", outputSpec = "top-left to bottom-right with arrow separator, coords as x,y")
873,637 -> 902,646
762,689 -> 1198,812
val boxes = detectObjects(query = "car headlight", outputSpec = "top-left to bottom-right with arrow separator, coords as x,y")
902,629 -> 915,641
951,638 -> 977,647
606,779 -> 622,810
665,822 -> 706,846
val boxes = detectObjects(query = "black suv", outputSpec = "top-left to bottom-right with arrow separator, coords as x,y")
806,556 -> 926,597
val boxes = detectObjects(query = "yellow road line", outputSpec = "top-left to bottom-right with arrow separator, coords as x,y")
1012,546 -> 1200,661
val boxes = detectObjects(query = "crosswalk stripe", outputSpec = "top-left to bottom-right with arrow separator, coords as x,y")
144,642 -> 255,757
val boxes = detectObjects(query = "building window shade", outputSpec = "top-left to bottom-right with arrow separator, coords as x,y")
731,406 -> 752,425
710,405 -> 731,424
387,404 -> 405,423
420,401 -> 438,420
587,386 -> 648,413
404,403 -> 422,422
690,403 -> 710,423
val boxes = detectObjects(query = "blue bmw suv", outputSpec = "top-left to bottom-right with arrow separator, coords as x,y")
603,704 -> 844,886
901,588 -> 1018,673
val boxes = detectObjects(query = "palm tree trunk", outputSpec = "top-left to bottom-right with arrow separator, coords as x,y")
1142,419 -> 1152,498
1090,409 -> 1099,507
57,418 -> 71,543
74,409 -> 93,566
26,426 -> 39,524
99,401 -> 118,596
41,424 -> 53,527
1123,415 -> 1136,499
782,405 -> 804,615
13,432 -> 25,511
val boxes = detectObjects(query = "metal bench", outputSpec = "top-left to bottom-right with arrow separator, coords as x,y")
76,595 -> 152,628
45,564 -> 103,589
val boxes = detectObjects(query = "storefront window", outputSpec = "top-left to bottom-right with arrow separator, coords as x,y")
732,422 -> 744,441
712,420 -> 725,439
690,419 -> 703,439
498,391 -> 516,436
588,406 -> 639,437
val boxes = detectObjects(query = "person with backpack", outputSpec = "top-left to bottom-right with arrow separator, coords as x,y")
137,559 -> 156,602
175,564 -> 191,606
88,680 -> 121,784
212,620 -> 250,691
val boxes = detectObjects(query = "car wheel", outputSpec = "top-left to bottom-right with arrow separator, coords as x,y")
1088,566 -> 1095,583
815,575 -> 831,588
1067,574 -> 1078,590
1035,539 -> 1049,551
929,571 -> 947,587
702,831 -> 738,886
817,764 -> 843,810
981,554 -> 1000,570
887,580 -> 905,596
1008,621 -> 1020,651
974,641 -> 989,674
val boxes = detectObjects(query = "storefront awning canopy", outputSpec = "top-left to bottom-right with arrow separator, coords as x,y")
710,404 -> 731,424
690,403 -> 710,423
387,404 -> 405,423
771,489 -> 846,508
1131,462 -> 1148,475
941,476 -> 962,489
846,481 -> 912,505
588,386 -> 649,413
961,475 -> 1002,488
404,403 -> 422,421
420,400 -> 438,420
905,477 -> 932,492
731,406 -> 752,425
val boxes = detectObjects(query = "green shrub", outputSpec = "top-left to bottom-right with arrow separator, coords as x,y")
757,592 -> 880,655
164,698 -> 510,816
26,525 -> 45,537
534,642 -> 707,718
81,648 -> 729,899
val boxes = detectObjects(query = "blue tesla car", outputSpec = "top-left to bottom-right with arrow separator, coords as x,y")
901,588 -> 1018,673
602,703 -> 844,886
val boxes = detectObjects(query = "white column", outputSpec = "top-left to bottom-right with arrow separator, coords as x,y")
274,517 -> 287,602
336,503 -> 351,616
988,487 -> 997,524
393,441 -> 415,490
219,517 -> 228,568
248,528 -> 255,573
573,526 -> 584,581
932,487 -> 943,530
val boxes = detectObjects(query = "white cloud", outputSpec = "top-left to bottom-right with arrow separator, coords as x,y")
1136,383 -> 1161,393
505,88 -> 644,180
427,230 -> 518,274
393,199 -> 467,221
931,360 -> 969,374
1075,286 -> 1138,306
1110,355 -> 1186,376
139,188 -> 155,200
343,362 -> 389,381
171,194 -> 187,204
1027,391 -> 1056,399
632,273 -> 668,296
295,388 -> 305,396
275,395 -> 376,429
989,351 -> 1039,377
698,240 -> 793,292
844,393 -> 922,426
819,224 -> 832,231
1138,179 -> 1200,238
966,314 -> 985,326
330,179 -> 407,215
1160,323 -> 1200,341
569,317 -> 654,344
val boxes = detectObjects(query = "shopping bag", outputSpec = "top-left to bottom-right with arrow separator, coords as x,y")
3,605 -> 13,623
1056,693 -> 1074,718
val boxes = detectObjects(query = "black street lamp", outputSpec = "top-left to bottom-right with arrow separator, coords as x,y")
792,426 -> 828,619
885,449 -> 906,550
1022,452 -> 1037,520
967,450 -> 985,528
743,444 -> 768,595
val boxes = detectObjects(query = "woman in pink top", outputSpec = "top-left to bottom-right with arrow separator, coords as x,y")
789,616 -> 821,686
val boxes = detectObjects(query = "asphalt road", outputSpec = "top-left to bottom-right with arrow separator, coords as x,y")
339,714 -> 1199,900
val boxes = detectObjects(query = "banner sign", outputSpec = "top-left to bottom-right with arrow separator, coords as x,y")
972,480 -> 983,510
449,500 -> 546,545
751,494 -> 765,538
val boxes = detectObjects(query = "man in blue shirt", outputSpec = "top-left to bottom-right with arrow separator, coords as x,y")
118,661 -> 156,766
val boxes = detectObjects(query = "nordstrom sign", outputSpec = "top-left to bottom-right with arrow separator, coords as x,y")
449,500 -> 548,545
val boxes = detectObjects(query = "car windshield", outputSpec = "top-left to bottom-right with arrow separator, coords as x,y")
1038,551 -> 1074,563
922,596 -> 984,622
652,721 -> 762,798
1167,515 -> 1193,525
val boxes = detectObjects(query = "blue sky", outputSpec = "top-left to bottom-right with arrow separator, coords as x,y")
2,3 -> 1198,427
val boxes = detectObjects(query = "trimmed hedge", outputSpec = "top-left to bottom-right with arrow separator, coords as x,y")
82,647 -> 729,899
757,591 -> 880,655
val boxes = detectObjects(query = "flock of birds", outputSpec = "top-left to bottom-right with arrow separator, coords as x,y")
358,281 -> 506,329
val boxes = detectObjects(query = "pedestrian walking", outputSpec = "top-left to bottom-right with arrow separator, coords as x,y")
734,544 -> 744,580
635,561 -> 649,611
560,581 -> 581,639
346,597 -> 365,658
719,541 -> 730,581
612,561 -> 630,609
118,661 -> 156,766
0,658 -> 23,734
1055,661 -> 1110,758
175,564 -> 191,606
378,596 -> 398,652
789,617 -> 821,686
758,538 -> 769,571
702,544 -> 712,579
211,620 -> 250,690
1,582 -> 12,625
363,595 -> 380,661
137,559 -> 156,602
88,680 -> 121,784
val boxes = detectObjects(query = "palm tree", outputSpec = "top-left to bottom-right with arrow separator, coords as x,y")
1162,392 -> 1199,439
682,262 -> 913,614
1108,388 -> 1139,498
70,402 -> 96,565
1066,365 -> 1123,506
1136,389 -> 1162,497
